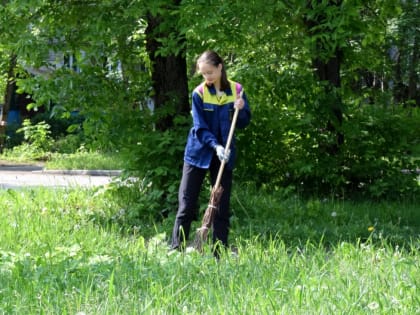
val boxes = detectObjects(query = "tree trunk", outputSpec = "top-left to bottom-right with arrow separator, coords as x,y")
408,29 -> 419,106
305,0 -> 344,154
312,53 -> 344,150
0,54 -> 17,152
145,2 -> 189,131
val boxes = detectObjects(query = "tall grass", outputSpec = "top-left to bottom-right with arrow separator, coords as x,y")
0,186 -> 419,314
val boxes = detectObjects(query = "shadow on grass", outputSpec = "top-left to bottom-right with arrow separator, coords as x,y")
227,192 -> 420,251
89,183 -> 420,253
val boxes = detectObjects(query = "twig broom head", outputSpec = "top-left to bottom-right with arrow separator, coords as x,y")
194,185 -> 224,251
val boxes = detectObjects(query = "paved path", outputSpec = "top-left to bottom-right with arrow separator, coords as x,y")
0,164 -> 121,189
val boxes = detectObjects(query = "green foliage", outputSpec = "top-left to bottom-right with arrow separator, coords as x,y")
291,104 -> 420,199
235,68 -> 301,189
31,110 -> 85,140
18,119 -> 53,151
338,106 -> 419,198
4,119 -> 54,161
236,64 -> 419,198
3,121 -> 23,148
105,115 -> 190,223
304,0 -> 365,61
0,56 -> 7,97
1,0 -> 418,207
52,134 -> 85,154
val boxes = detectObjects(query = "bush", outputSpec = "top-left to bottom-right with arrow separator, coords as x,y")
236,72 -> 419,199
106,115 -> 190,223
53,133 -> 85,154
293,104 -> 419,199
3,119 -> 54,161
4,122 -> 24,148
337,106 -> 419,198
31,110 -> 84,140
3,109 -> 85,152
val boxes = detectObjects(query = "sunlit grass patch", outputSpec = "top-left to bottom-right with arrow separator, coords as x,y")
45,151 -> 126,170
0,187 -> 419,314
1,150 -> 126,171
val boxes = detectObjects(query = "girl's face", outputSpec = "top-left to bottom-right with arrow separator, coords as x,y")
198,62 -> 222,87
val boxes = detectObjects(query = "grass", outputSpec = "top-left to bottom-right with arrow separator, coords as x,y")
44,152 -> 126,170
0,185 -> 419,314
0,150 -> 125,170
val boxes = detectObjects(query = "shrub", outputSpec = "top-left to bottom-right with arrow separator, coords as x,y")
107,115 -> 190,223
236,74 -> 419,199
5,119 -> 54,160
338,106 -> 419,198
287,104 -> 419,199
31,110 -> 84,140
53,133 -> 85,154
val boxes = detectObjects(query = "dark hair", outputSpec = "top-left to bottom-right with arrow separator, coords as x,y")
196,50 -> 230,91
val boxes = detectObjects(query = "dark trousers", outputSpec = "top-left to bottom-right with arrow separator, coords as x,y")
171,155 -> 233,249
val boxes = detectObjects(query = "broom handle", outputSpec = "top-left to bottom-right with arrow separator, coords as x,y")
213,99 -> 241,190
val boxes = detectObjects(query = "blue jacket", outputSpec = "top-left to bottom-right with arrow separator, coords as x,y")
184,80 -> 251,170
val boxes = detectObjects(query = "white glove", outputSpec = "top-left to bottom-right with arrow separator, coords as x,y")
215,145 -> 230,162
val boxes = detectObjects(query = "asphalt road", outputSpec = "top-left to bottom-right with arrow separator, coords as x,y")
0,164 -> 120,189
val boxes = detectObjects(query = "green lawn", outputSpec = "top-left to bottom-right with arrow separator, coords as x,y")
0,151 -> 126,170
44,152 -> 126,170
0,186 -> 419,314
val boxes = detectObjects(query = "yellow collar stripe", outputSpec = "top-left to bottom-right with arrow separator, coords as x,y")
202,81 -> 238,106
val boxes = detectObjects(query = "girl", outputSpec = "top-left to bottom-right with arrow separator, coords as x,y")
170,50 -> 251,253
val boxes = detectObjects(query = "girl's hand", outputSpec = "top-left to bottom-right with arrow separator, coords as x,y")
234,91 -> 244,110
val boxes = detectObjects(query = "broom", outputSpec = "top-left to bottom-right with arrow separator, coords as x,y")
194,92 -> 242,251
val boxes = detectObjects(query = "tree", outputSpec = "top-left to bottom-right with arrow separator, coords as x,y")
0,0 -> 37,152
145,0 -> 189,130
0,0 -> 417,200
392,0 -> 419,105
0,54 -> 17,152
